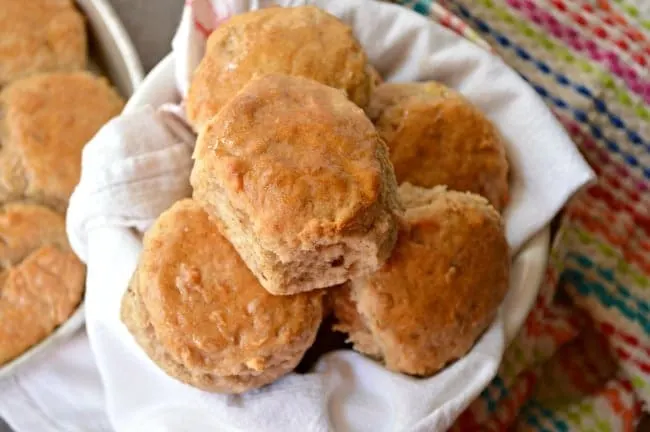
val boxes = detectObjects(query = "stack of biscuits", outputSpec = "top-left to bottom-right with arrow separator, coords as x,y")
0,0 -> 124,365
121,5 -> 511,393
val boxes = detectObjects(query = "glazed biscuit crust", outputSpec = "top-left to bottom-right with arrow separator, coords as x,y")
0,204 -> 85,365
0,72 -> 124,211
0,0 -> 86,86
121,200 -> 323,393
191,74 -> 399,294
186,5 -> 372,129
332,184 -> 509,376
367,82 -> 509,210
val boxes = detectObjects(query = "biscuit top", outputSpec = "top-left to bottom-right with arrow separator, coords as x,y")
0,202 -> 85,366
367,82 -> 509,210
192,74 -> 394,251
0,72 -> 124,210
352,183 -> 509,372
0,203 -> 70,268
135,199 -> 323,376
0,0 -> 86,86
186,5 -> 371,129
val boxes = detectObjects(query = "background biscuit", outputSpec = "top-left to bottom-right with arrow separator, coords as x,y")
0,203 -> 85,365
186,5 -> 372,129
367,82 -> 509,211
0,72 -> 124,211
0,0 -> 86,86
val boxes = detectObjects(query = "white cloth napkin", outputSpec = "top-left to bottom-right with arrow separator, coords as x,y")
0,1 -> 594,431
0,331 -> 112,432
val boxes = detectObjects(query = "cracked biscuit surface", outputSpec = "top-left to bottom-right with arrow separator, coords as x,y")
121,199 -> 324,393
0,0 -> 86,86
186,5 -> 372,130
0,203 -> 85,365
331,183 -> 509,376
191,74 -> 399,295
0,72 -> 124,211
367,82 -> 509,211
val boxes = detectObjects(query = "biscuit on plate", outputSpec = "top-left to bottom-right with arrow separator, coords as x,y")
186,5 -> 372,129
0,203 -> 85,365
367,82 -> 509,210
0,0 -> 86,86
191,74 -> 399,295
331,183 -> 509,376
121,199 -> 324,393
0,72 -> 124,211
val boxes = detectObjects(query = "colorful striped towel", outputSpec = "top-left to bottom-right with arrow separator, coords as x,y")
394,0 -> 650,430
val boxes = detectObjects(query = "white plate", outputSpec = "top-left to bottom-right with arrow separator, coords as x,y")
125,53 -> 551,345
0,0 -> 144,380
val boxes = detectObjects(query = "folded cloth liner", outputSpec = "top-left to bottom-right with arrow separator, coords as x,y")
0,1 -> 594,431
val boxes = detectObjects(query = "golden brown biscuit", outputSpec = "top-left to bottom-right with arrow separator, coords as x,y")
191,74 -> 399,295
121,199 -> 324,393
186,5 -> 372,130
367,82 -> 509,211
331,183 -> 509,376
0,0 -> 86,86
0,203 -> 85,365
0,72 -> 124,211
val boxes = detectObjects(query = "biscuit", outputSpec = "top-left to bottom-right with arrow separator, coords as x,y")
331,183 -> 509,376
0,72 -> 124,211
367,82 -> 509,210
120,199 -> 324,393
186,5 -> 372,130
0,203 -> 85,365
191,74 -> 399,295
0,0 -> 86,86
